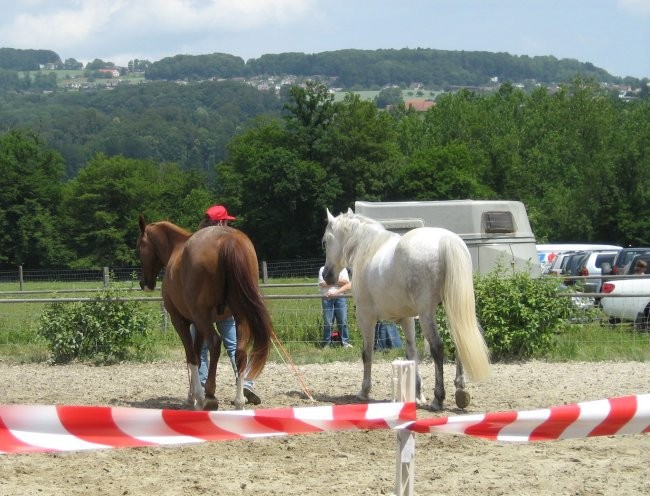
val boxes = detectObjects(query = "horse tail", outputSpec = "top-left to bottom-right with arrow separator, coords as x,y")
440,235 -> 491,381
220,235 -> 272,379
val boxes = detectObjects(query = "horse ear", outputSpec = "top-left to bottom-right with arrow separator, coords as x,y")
326,208 -> 335,223
138,214 -> 147,233
347,207 -> 353,214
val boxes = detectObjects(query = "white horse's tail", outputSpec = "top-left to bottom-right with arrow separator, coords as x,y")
440,236 -> 491,381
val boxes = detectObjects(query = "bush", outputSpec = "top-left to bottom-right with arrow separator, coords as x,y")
437,271 -> 580,360
37,288 -> 155,364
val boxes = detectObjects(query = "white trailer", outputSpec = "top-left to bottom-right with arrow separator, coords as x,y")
354,199 -> 540,277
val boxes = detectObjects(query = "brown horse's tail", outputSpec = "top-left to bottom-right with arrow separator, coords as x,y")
220,234 -> 272,379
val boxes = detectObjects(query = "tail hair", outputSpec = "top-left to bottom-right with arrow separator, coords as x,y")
440,236 -> 491,381
220,235 -> 272,379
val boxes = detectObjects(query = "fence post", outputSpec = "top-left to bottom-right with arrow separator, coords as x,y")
19,265 -> 24,291
103,267 -> 110,288
161,302 -> 168,333
262,261 -> 268,283
392,360 -> 415,496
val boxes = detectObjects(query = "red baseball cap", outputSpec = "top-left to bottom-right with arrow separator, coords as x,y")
205,205 -> 236,221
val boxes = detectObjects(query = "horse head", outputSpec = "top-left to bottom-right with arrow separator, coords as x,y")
322,208 -> 354,285
136,214 -> 164,291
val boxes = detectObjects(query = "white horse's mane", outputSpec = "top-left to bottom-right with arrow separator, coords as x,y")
336,213 -> 397,273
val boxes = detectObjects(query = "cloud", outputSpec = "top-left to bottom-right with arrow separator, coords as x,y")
2,0 -> 316,57
618,0 -> 650,15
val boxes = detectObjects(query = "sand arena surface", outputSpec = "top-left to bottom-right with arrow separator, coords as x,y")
1,359 -> 649,495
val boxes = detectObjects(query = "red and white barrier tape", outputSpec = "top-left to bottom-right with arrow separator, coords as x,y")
407,394 -> 650,441
0,402 -> 415,454
0,395 -> 647,455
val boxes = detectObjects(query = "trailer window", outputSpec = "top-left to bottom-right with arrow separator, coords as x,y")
482,211 -> 515,233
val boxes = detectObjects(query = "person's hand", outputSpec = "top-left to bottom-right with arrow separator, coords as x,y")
326,288 -> 338,298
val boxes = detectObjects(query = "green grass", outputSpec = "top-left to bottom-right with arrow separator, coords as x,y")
2,278 -> 649,364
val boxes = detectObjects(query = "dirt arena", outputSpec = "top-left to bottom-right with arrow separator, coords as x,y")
1,358 -> 649,495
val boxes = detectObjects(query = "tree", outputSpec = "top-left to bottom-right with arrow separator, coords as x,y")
217,118 -> 339,259
283,81 -> 335,162
60,154 -> 211,266
374,86 -> 403,108
63,58 -> 83,70
393,143 -> 492,200
0,129 -> 70,268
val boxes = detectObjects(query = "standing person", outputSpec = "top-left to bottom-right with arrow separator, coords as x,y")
190,204 -> 261,405
318,266 -> 352,348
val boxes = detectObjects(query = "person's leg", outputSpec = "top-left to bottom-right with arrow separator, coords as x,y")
334,297 -> 351,347
216,316 -> 261,405
321,298 -> 335,346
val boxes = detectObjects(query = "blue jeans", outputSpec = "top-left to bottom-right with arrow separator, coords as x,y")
321,297 -> 350,345
191,317 -> 253,388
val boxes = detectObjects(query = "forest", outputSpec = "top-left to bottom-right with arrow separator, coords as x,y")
1,76 -> 649,270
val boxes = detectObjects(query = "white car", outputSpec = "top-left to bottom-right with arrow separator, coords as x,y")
600,278 -> 650,328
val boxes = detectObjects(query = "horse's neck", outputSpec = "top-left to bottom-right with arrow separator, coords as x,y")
348,223 -> 395,270
155,224 -> 190,264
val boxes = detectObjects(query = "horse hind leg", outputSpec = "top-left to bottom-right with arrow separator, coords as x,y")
398,317 -> 426,406
173,316 -> 204,410
454,361 -> 471,409
202,330 -> 222,411
419,313 -> 446,411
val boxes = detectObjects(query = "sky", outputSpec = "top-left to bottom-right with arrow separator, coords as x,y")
1,0 -> 649,79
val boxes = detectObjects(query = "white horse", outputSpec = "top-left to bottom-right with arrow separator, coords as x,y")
322,209 -> 490,410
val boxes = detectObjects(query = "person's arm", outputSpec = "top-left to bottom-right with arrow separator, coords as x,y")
335,279 -> 351,294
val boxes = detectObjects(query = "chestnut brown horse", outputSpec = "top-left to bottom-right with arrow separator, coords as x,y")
136,215 -> 272,410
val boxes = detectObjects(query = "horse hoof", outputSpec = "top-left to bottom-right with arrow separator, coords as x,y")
455,389 -> 471,409
203,397 -> 219,411
429,399 -> 443,411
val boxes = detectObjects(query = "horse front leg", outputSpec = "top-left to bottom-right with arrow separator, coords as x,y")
357,316 -> 376,401
420,313 -> 445,411
398,317 -> 426,405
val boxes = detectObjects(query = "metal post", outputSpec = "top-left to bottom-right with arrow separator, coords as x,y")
161,301 -> 168,333
103,267 -> 110,288
19,265 -> 24,291
262,261 -> 268,284
392,360 -> 416,496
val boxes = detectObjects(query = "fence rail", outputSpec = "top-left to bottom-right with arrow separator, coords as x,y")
0,259 -> 324,286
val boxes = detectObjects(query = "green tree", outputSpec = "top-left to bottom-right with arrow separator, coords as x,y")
374,86 -> 404,108
60,154 -> 211,266
323,93 -> 401,208
0,129 -> 70,268
217,118 -> 338,259
393,143 -> 492,200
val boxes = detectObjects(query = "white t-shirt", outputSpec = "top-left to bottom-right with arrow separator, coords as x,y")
318,266 -> 350,296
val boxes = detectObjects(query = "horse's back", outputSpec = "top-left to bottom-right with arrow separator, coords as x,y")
174,227 -> 258,317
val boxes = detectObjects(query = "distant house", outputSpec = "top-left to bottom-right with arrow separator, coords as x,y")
97,68 -> 120,78
405,98 -> 435,111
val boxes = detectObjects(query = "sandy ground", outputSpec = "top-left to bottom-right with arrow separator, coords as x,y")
1,357 -> 649,496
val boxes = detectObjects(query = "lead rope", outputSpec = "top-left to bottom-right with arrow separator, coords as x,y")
270,328 -> 315,402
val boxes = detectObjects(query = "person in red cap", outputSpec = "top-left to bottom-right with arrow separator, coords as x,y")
190,205 -> 261,405
199,204 -> 236,228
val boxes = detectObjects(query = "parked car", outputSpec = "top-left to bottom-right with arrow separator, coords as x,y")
601,275 -> 650,329
577,250 -> 619,293
602,247 -> 650,275
540,244 -> 621,275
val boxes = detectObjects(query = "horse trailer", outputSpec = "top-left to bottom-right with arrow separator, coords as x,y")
354,200 -> 540,277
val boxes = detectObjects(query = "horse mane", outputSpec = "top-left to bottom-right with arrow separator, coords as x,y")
155,221 -> 192,238
339,213 -> 396,275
